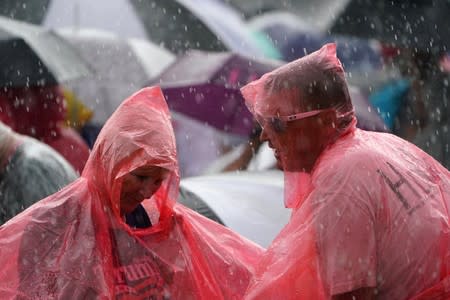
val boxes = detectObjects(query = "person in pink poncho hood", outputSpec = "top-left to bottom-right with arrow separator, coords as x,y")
240,43 -> 450,300
0,86 -> 263,299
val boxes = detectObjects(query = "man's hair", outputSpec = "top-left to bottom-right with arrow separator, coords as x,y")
242,44 -> 355,132
264,65 -> 353,114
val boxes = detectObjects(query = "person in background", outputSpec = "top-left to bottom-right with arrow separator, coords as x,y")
61,87 -> 102,149
0,121 -> 77,224
202,123 -> 265,173
393,48 -> 450,169
0,86 -> 262,299
367,44 -> 411,132
62,87 -> 94,132
0,84 -> 90,174
240,43 -> 450,300
0,94 -> 15,128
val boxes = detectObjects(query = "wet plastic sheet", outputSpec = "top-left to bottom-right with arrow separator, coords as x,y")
0,131 -> 77,224
241,44 -> 450,299
0,86 -> 263,299
244,131 -> 450,299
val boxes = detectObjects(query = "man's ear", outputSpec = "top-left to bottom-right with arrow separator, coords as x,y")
320,110 -> 337,127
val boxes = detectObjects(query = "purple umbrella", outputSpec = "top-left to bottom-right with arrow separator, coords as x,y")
156,50 -> 388,136
156,50 -> 283,136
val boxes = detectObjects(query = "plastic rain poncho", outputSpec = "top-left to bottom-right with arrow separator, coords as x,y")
241,44 -> 450,300
0,87 -> 263,299
0,122 -> 77,224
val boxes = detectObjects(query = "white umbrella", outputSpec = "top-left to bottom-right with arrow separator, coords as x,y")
180,170 -> 289,248
44,0 -> 147,39
58,28 -> 175,124
0,16 -> 91,87
6,0 -> 267,58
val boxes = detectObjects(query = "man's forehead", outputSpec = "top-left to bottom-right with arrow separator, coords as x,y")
255,89 -> 310,117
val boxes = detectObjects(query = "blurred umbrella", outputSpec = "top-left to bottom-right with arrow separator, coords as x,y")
224,0 -> 350,29
0,16 -> 91,87
42,0 -> 148,39
58,29 -> 175,124
249,11 -> 382,73
283,33 -> 382,73
330,0 -> 450,53
348,86 -> 388,132
249,30 -> 283,60
248,10 -> 317,36
133,0 -> 267,57
155,50 -> 283,136
0,0 -> 50,24
1,0 -> 272,58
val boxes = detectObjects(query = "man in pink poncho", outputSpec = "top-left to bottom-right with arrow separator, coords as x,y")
240,43 -> 450,300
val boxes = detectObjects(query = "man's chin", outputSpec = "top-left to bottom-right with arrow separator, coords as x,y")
275,158 -> 284,170
276,156 -> 312,173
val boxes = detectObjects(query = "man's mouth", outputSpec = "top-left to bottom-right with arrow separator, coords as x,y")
267,143 -> 281,160
273,149 -> 283,170
273,149 -> 280,159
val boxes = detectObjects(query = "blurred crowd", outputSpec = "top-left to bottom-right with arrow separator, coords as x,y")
0,0 -> 449,225
0,1 -> 449,299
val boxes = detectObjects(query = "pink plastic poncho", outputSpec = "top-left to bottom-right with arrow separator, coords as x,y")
241,44 -> 450,299
0,86 -> 263,299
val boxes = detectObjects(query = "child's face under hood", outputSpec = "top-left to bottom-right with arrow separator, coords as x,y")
82,86 -> 179,221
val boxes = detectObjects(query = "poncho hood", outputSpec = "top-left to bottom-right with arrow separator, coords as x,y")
82,86 -> 179,228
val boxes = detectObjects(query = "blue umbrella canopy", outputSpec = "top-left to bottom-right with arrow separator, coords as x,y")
249,11 -> 383,73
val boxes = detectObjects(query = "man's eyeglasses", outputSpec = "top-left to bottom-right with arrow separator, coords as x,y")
257,109 -> 332,132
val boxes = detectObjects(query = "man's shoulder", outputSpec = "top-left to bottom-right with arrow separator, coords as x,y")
314,131 -> 390,185
322,139 -> 380,170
